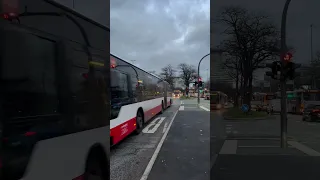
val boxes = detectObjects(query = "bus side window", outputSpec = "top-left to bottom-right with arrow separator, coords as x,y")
110,69 -> 131,119
1,32 -> 60,136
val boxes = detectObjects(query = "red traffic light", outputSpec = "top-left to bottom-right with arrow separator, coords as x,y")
283,52 -> 293,61
198,78 -> 202,82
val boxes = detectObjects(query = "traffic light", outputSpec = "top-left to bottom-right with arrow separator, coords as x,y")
198,78 -> 203,88
266,61 -> 280,79
285,62 -> 301,80
194,81 -> 198,87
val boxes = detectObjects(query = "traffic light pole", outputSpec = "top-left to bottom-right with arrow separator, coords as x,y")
279,0 -> 291,148
280,70 -> 288,148
197,53 -> 210,105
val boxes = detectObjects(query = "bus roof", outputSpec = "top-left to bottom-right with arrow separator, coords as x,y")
111,54 -> 167,83
45,0 -> 110,32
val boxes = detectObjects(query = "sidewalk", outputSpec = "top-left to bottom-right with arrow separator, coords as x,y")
211,138 -> 320,180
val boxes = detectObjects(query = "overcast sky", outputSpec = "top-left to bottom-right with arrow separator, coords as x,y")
212,0 -> 320,80
110,0 -> 210,81
54,0 -> 319,82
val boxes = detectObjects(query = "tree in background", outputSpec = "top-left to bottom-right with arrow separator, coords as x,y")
216,6 -> 279,108
160,64 -> 176,88
178,63 -> 197,95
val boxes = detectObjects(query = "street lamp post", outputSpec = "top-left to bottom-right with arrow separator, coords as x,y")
197,53 -> 210,105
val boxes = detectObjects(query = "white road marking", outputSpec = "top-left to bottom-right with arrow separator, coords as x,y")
199,106 -> 210,111
181,101 -> 184,104
179,106 -> 184,111
219,140 -> 238,154
288,141 -> 320,156
226,127 -> 232,130
162,122 -> 168,133
238,146 -> 282,148
140,110 -> 179,180
226,124 -> 233,127
142,117 -> 166,133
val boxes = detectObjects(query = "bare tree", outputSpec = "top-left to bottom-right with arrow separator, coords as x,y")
216,6 -> 279,108
160,64 -> 176,88
178,63 -> 197,95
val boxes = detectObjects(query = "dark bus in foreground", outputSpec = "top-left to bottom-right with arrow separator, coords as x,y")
0,0 -> 110,179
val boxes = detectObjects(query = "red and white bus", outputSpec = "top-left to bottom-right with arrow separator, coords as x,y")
1,1 -> 110,180
110,55 -> 173,145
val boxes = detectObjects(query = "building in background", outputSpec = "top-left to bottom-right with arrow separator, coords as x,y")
210,49 -> 234,87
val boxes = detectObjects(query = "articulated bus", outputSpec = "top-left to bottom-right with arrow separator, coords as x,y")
110,55 -> 173,145
211,91 -> 228,109
271,90 -> 320,114
1,1 -> 110,180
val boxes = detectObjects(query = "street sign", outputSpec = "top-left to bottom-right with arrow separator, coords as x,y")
241,104 -> 249,112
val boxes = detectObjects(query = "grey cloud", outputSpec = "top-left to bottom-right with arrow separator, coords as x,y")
111,0 -> 210,79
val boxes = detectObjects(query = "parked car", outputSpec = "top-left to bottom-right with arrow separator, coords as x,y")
302,104 -> 320,122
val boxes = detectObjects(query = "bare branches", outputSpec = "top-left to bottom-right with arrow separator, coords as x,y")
178,63 -> 197,88
160,64 -> 176,88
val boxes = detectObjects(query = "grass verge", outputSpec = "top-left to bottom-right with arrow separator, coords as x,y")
223,107 -> 268,119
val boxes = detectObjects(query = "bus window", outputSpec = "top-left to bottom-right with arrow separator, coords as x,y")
111,69 -> 131,119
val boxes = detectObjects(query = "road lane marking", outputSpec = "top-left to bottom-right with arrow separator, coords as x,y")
238,146 -> 283,148
181,101 -> 184,104
288,141 -> 320,156
162,122 -> 168,133
219,140 -> 237,154
179,106 -> 184,110
142,117 -> 166,133
140,110 -> 179,180
199,106 -> 210,111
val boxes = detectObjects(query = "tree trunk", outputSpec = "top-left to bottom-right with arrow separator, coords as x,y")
235,71 -> 239,107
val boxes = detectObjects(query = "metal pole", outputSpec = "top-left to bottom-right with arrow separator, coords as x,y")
311,24 -> 313,63
280,0 -> 291,148
197,53 -> 210,105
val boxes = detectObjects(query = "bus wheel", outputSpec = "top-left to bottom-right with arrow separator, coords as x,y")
84,149 -> 109,180
160,101 -> 164,114
134,109 -> 144,134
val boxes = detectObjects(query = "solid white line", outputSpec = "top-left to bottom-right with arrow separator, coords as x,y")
162,122 -> 168,133
179,106 -> 184,110
288,141 -> 320,156
199,106 -> 210,111
140,110 -> 179,180
219,140 -> 238,154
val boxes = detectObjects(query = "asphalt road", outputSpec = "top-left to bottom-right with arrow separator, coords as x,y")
211,112 -> 320,180
147,98 -> 210,180
110,99 -> 180,180
110,98 -> 210,180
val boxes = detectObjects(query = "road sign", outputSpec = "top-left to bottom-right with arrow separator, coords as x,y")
241,104 -> 249,112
